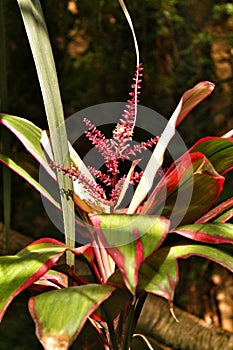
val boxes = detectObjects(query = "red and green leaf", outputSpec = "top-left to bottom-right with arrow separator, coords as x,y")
33,269 -> 68,291
0,238 -> 67,322
0,238 -> 93,322
93,214 -> 170,294
175,81 -> 215,126
214,208 -> 233,223
138,247 -> 178,302
128,81 -> 215,214
29,284 -> 115,349
142,152 -> 224,225
171,244 -> 233,273
173,222 -> 233,244
195,197 -> 233,223
190,136 -> 233,175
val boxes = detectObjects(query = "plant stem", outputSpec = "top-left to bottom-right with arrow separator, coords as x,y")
131,292 -> 148,331
122,296 -> 137,350
101,306 -> 119,350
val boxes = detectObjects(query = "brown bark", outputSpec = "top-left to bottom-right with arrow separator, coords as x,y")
137,294 -> 233,350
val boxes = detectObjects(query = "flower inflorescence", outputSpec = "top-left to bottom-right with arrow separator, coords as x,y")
51,64 -> 159,208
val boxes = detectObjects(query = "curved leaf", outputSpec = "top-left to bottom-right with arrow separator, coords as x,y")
93,214 -> 170,294
190,136 -> 233,175
162,152 -> 224,225
173,223 -> 233,244
138,247 -> 178,302
171,244 -> 233,272
196,197 -> 233,223
142,152 -> 224,226
0,238 -> 67,322
214,208 -> 233,223
33,269 -> 68,290
29,285 -> 115,350
0,114 -> 109,214
0,152 -> 60,209
128,81 -> 214,214
0,114 -> 54,177
175,81 -> 215,126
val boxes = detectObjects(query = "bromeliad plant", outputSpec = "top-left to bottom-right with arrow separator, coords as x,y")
1,1 -> 233,350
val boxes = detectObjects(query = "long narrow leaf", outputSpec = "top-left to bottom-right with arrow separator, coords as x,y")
118,0 -> 140,134
190,136 -> 233,175
17,0 -> 75,266
0,152 -> 60,209
195,197 -> 233,223
128,81 -> 215,214
214,208 -> 233,223
171,244 -> 233,273
0,114 -> 55,178
173,223 -> 233,244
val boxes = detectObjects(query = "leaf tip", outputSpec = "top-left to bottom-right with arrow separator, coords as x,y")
170,303 -> 179,323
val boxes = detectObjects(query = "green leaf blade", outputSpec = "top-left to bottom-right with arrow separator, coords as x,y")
174,223 -> 233,244
29,285 -> 115,349
190,137 -> 233,175
138,247 -> 178,302
95,214 -> 170,294
172,244 -> 233,272
17,0 -> 75,264
0,152 -> 60,209
0,238 -> 67,322
143,152 -> 225,226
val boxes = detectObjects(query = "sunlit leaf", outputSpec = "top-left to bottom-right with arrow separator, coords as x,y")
0,114 -> 54,177
0,238 -> 67,322
17,0 -> 76,266
138,247 -> 178,302
173,223 -> 233,244
190,136 -> 233,175
29,284 -> 114,350
214,208 -> 233,223
94,214 -> 170,294
195,197 -> 233,223
0,152 -> 60,209
128,81 -> 215,214
34,269 -> 69,290
142,152 -> 224,226
171,244 -> 233,272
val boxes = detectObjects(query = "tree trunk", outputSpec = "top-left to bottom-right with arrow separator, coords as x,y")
137,295 -> 233,350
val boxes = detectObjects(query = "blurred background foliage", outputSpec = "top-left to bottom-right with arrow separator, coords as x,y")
3,0 -> 233,134
1,0 -> 233,237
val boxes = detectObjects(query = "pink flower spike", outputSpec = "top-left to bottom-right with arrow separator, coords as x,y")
113,64 -> 143,141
